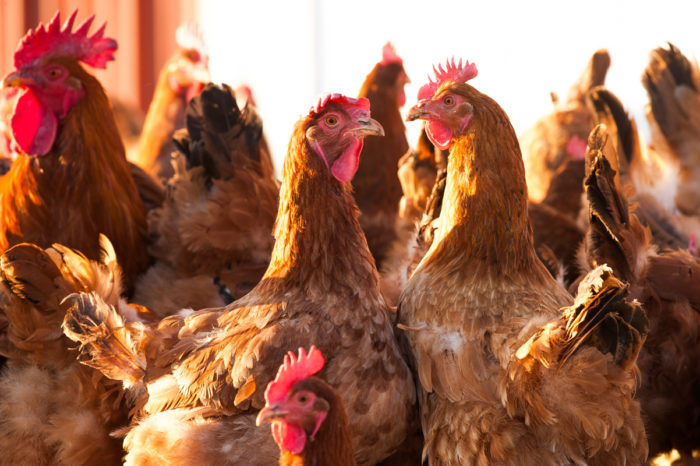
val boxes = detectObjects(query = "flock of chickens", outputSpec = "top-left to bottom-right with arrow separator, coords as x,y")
0,9 -> 699,466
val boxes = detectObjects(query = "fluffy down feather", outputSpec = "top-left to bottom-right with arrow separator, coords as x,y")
133,83 -> 279,317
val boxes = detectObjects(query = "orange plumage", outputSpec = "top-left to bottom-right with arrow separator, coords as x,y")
399,60 -> 648,465
0,15 -> 149,294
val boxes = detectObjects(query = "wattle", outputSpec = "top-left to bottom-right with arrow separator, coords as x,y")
331,138 -> 363,182
272,420 -> 307,455
426,120 -> 453,151
11,88 -> 57,157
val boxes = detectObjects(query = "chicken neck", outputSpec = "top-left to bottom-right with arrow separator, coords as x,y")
264,124 -> 380,298
427,99 -> 543,277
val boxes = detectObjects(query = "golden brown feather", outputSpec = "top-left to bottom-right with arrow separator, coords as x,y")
579,125 -> 700,459
400,76 -> 647,465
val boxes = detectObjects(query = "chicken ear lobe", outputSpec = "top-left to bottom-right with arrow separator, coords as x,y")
11,88 -> 57,156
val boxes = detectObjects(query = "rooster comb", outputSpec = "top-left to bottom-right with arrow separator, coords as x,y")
417,57 -> 478,101
382,42 -> 402,65
176,23 -> 209,66
309,93 -> 370,117
14,10 -> 117,70
265,346 -> 325,405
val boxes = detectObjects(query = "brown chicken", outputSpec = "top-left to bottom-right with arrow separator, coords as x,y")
133,23 -> 211,180
520,49 -> 610,203
579,124 -> 700,462
587,86 -> 700,251
256,346 -> 356,466
354,42 -> 411,269
63,93 -> 416,465
643,43 -> 700,217
398,59 -> 648,465
0,11 -> 149,294
397,125 -> 445,226
133,83 -> 279,317
0,236 -> 153,465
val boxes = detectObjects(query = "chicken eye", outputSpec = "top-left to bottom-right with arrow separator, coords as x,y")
46,67 -> 62,80
443,96 -> 455,106
325,115 -> 338,127
298,395 -> 309,403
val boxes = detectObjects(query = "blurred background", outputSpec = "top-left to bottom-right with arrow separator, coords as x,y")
1,0 -> 699,170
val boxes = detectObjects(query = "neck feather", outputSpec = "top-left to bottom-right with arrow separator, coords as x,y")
428,94 -> 540,275
265,123 -> 379,295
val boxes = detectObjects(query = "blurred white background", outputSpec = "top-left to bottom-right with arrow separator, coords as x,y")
199,0 -> 700,172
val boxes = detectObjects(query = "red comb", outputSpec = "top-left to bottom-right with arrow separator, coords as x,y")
309,93 -> 370,116
14,10 -> 117,69
176,23 -> 209,66
264,346 -> 325,405
417,57 -> 478,101
382,42 -> 402,65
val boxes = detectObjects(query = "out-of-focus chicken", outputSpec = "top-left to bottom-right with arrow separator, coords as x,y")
133,83 -> 279,317
0,236 -> 153,464
256,346 -> 356,466
132,24 -> 210,180
399,58 -> 648,465
520,49 -> 610,202
354,42 -> 410,269
0,11 -> 150,294
397,125 -> 447,227
62,93 -> 416,465
587,86 -> 700,251
579,124 -> 700,462
643,43 -> 700,217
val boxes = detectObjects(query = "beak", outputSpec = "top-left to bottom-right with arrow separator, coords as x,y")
406,100 -> 435,122
256,405 -> 288,426
350,117 -> 385,137
2,71 -> 29,89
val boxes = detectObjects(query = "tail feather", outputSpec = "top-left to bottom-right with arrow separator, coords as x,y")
173,83 -> 273,183
516,266 -> 648,374
559,266 -> 647,369
582,126 -> 655,282
587,86 -> 641,183
62,292 -> 146,388
642,43 -> 697,146
0,235 -> 129,364
567,49 -> 611,105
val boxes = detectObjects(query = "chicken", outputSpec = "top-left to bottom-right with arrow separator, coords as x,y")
397,125 -> 445,226
520,49 -> 610,202
256,346 -> 356,466
133,23 -> 211,180
0,10 -> 149,294
62,93 -> 416,465
399,58 -> 648,465
587,86 -> 700,251
0,237 -> 150,465
579,124 -> 700,462
133,83 -> 279,317
643,43 -> 700,217
354,42 -> 411,269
